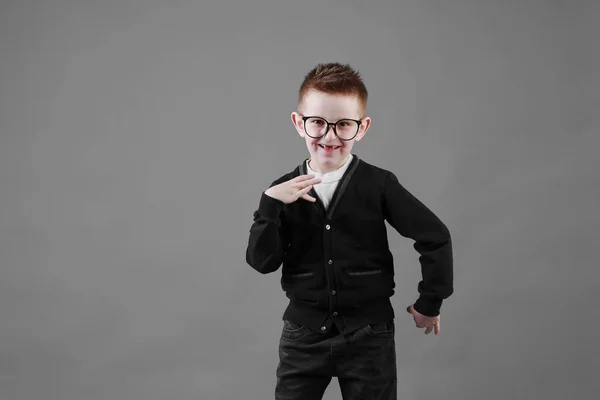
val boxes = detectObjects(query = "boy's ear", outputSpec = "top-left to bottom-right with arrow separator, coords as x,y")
291,112 -> 305,136
354,116 -> 372,142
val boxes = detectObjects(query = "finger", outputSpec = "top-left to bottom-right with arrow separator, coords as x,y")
434,321 -> 440,335
297,185 -> 312,195
294,174 -> 316,183
301,194 -> 316,202
424,325 -> 433,335
296,177 -> 321,189
297,185 -> 314,201
411,313 -> 422,328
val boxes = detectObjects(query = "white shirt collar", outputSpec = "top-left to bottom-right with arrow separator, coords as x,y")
306,154 -> 354,183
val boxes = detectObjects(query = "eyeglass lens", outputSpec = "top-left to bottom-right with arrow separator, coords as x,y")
304,117 -> 359,140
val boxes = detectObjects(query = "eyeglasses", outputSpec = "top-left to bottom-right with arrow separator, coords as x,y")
300,114 -> 362,141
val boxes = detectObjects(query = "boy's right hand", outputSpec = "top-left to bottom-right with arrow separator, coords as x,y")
265,174 -> 322,204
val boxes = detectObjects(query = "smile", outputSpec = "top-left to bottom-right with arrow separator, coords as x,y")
318,144 -> 341,150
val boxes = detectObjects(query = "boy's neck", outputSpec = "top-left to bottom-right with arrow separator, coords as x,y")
308,155 -> 351,174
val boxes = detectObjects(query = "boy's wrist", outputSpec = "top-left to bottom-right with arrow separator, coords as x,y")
413,296 -> 443,317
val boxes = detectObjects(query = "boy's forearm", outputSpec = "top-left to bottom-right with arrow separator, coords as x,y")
412,233 -> 454,316
382,171 -> 454,316
246,193 -> 287,274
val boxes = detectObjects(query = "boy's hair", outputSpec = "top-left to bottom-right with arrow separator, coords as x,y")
298,62 -> 368,116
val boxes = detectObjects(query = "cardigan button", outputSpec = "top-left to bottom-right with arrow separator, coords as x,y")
325,224 -> 330,230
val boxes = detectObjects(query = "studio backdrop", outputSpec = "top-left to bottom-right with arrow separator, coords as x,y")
0,1 -> 598,399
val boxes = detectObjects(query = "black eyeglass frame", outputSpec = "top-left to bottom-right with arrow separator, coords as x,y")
300,114 -> 363,141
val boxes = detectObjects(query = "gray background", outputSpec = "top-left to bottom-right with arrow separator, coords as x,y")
1,0 -> 598,399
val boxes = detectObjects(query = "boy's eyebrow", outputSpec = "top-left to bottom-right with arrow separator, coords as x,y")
301,113 -> 361,121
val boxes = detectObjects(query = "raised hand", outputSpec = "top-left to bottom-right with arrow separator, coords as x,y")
265,174 -> 322,204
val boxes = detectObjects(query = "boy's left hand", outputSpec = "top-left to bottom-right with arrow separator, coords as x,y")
406,304 -> 440,335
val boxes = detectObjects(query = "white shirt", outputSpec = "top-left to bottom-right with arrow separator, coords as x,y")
306,154 -> 354,210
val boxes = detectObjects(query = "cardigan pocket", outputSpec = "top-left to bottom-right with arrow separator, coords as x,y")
336,258 -> 392,300
281,268 -> 320,295
286,271 -> 315,279
346,269 -> 383,277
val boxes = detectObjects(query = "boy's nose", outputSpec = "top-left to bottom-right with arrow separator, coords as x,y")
325,126 -> 338,139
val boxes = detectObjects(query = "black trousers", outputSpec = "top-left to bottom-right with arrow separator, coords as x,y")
275,319 -> 397,400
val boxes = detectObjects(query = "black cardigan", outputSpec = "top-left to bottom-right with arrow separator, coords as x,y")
246,155 -> 454,335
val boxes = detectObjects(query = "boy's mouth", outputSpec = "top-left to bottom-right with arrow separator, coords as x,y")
318,144 -> 341,151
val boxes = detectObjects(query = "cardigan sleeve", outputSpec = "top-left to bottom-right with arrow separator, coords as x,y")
382,171 -> 454,316
245,183 -> 289,275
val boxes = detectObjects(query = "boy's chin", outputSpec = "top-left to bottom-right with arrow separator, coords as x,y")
313,153 -> 339,162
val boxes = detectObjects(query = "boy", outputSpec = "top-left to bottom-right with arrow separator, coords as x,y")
246,62 -> 454,400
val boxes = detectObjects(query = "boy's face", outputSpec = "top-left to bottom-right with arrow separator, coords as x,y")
291,90 -> 371,173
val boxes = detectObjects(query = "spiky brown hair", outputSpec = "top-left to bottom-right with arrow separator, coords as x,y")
298,62 -> 368,116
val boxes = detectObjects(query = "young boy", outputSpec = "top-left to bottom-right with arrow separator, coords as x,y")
246,62 -> 454,400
